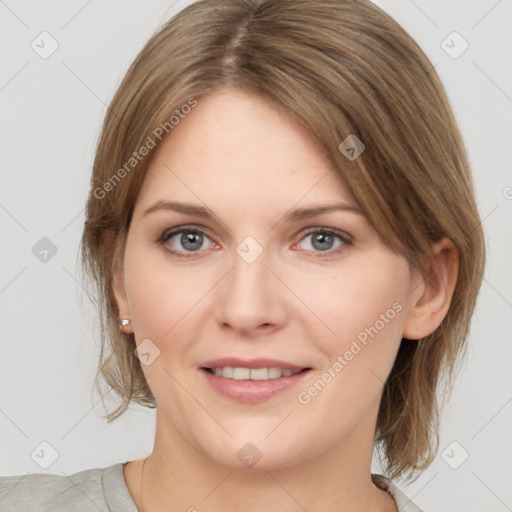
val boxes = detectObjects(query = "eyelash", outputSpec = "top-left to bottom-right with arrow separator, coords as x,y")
155,225 -> 353,259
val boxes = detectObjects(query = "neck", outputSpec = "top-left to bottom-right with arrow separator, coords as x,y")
128,405 -> 397,512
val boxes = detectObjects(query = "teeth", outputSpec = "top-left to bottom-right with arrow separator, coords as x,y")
268,367 -> 282,379
209,366 -> 302,380
250,368 -> 268,380
222,366 -> 234,378
233,367 -> 251,380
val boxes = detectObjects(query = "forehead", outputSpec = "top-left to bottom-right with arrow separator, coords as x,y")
136,88 -> 357,212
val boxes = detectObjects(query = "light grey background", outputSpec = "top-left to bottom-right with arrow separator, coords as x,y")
1,1 -> 511,511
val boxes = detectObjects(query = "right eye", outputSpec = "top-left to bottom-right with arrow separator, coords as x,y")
158,227 -> 217,258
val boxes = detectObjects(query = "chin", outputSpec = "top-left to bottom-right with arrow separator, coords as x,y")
199,435 -> 307,473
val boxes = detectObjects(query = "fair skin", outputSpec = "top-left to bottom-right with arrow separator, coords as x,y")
114,88 -> 458,512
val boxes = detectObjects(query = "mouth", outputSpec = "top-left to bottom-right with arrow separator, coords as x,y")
201,366 -> 311,380
198,359 -> 313,404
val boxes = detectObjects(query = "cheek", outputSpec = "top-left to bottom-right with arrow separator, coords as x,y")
295,256 -> 409,367
123,240 -> 220,350
291,262 -> 409,427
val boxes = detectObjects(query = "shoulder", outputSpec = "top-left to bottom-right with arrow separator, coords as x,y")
372,473 -> 425,512
0,462 -> 135,512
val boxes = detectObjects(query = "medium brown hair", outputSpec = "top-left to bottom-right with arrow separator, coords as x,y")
80,0 -> 485,481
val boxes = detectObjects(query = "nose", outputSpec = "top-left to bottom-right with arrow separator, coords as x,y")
214,248 -> 288,337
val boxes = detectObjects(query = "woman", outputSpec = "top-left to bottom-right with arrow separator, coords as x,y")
0,0 -> 485,510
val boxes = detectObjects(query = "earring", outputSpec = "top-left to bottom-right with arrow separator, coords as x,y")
120,318 -> 131,328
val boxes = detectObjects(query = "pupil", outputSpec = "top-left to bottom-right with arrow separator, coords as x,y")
312,233 -> 333,251
182,231 -> 203,251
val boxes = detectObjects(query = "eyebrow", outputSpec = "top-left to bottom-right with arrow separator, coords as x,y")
142,200 -> 363,221
143,200 -> 212,218
282,202 -> 363,222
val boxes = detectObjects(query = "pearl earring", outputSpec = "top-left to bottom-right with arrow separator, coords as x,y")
120,318 -> 131,328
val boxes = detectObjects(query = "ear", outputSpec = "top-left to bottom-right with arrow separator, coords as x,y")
113,264 -> 133,334
402,237 -> 459,340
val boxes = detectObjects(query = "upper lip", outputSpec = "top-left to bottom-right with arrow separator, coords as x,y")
200,358 -> 310,371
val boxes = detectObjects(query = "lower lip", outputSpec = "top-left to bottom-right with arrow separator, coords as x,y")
199,368 -> 312,404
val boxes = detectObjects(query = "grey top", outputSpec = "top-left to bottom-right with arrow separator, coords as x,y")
0,462 -> 424,511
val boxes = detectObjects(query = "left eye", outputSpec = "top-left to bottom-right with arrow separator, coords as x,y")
297,230 -> 348,253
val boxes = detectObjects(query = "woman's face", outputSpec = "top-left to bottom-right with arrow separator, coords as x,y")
115,88 -> 422,470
